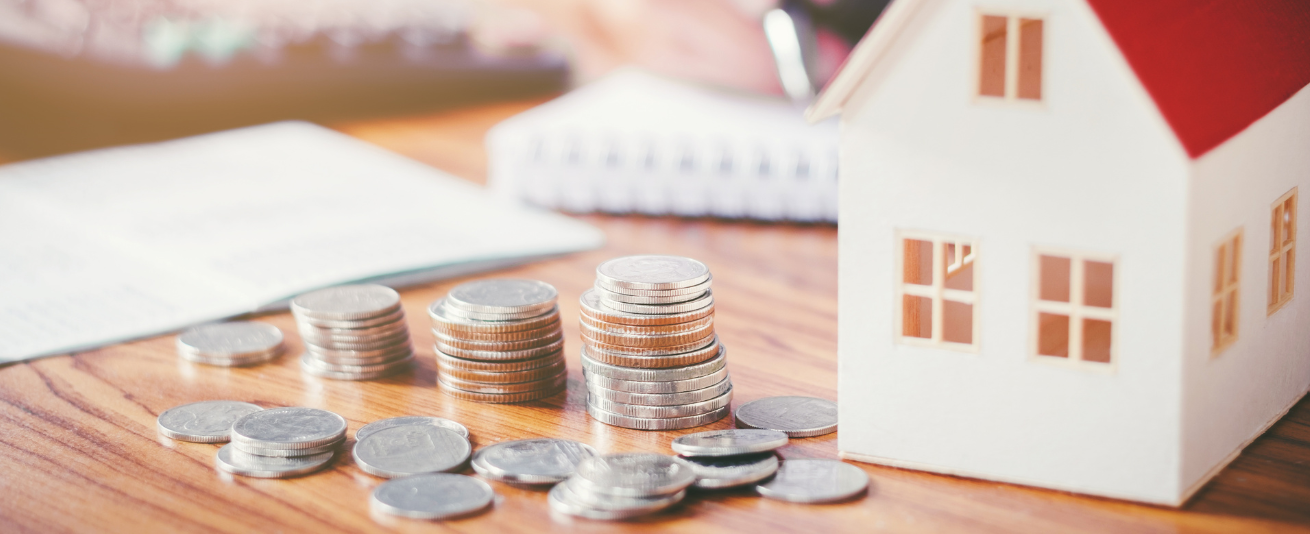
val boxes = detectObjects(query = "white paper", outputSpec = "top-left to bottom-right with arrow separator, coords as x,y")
0,122 -> 605,361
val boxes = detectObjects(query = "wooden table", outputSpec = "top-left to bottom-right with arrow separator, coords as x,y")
2,101 -> 1308,533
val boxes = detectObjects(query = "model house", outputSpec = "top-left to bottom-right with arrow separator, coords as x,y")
808,0 -> 1310,505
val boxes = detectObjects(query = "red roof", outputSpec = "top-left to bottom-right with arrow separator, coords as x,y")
1086,0 -> 1310,158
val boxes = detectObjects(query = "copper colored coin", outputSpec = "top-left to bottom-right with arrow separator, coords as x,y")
436,338 -> 564,361
438,359 -> 567,383
580,290 -> 715,326
431,321 -> 562,342
579,321 -> 715,348
579,313 -> 714,336
440,382 -> 567,403
434,348 -> 563,372
580,341 -> 721,369
433,330 -> 563,351
438,371 -> 568,394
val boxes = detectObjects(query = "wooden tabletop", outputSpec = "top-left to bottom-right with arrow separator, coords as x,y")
2,101 -> 1308,533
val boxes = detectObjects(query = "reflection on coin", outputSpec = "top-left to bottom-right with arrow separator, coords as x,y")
755,459 -> 868,503
291,284 -> 401,320
682,452 -> 779,489
370,473 -> 494,520
671,429 -> 789,457
596,255 -> 711,290
548,481 -> 684,520
356,416 -> 470,441
215,443 -> 334,478
446,279 -> 558,314
230,407 -> 348,450
353,425 -> 471,478
157,401 -> 264,443
734,396 -> 838,438
471,439 -> 597,484
571,453 -> 696,497
177,322 -> 284,358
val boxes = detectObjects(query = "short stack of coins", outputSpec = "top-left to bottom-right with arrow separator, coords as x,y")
549,453 -> 694,520
217,407 -> 347,479
429,279 -> 567,403
580,255 -> 731,430
292,284 -> 415,380
175,321 -> 284,367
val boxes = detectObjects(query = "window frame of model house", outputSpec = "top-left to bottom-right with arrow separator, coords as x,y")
1268,187 -> 1297,315
1030,247 -> 1118,372
975,12 -> 1046,103
895,231 -> 980,352
1212,229 -> 1242,355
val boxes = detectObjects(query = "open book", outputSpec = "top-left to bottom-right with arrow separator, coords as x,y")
0,122 -> 604,362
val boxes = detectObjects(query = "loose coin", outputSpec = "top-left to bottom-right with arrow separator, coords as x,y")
177,322 -> 284,359
445,279 -> 558,315
178,351 -> 280,367
586,404 -> 730,431
157,401 -> 263,443
570,453 -> 697,497
548,480 -> 683,520
356,416 -> 471,441
215,443 -> 334,478
595,255 -> 711,291
353,425 -> 472,478
671,429 -> 789,457
234,439 -> 343,457
370,473 -> 494,520
755,459 -> 869,503
471,439 -> 597,484
291,284 -> 401,321
683,452 -> 779,489
734,396 -> 838,438
580,347 -> 726,382
230,407 -> 348,450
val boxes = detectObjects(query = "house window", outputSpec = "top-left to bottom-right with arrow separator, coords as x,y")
897,233 -> 978,350
1213,230 -> 1242,353
1032,249 -> 1116,366
978,14 -> 1044,101
1269,188 -> 1297,314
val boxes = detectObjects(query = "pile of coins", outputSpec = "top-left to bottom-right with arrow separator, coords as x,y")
352,416 -> 473,478
472,438 -> 596,485
429,279 -> 566,403
219,407 -> 347,478
175,321 -> 284,366
292,284 -> 415,380
671,429 -> 787,490
579,255 -> 731,429
548,453 -> 694,520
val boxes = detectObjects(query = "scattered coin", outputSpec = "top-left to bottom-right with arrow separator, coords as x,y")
176,322 -> 284,367
734,396 -> 838,438
671,429 -> 790,457
682,452 -> 780,489
215,443 -> 334,478
370,474 -> 495,520
755,459 -> 869,503
548,480 -> 684,520
230,407 -> 348,451
355,416 -> 470,441
157,401 -> 264,443
292,284 -> 415,381
569,453 -> 697,498
353,425 -> 471,478
471,438 -> 597,484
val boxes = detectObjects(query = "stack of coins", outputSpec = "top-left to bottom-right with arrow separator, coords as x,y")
176,322 -> 284,367
217,407 -> 346,479
428,279 -> 566,403
291,284 -> 415,380
579,255 -> 731,430
671,429 -> 787,489
549,453 -> 694,520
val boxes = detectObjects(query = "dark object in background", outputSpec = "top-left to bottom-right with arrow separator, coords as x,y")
0,2 -> 567,160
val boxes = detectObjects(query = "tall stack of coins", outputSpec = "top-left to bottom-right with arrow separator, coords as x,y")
580,255 -> 731,430
217,407 -> 346,479
429,279 -> 566,403
292,284 -> 415,380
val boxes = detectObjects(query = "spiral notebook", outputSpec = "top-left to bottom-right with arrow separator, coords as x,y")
487,69 -> 839,222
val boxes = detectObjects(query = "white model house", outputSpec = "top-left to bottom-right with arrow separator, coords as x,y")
808,0 -> 1310,505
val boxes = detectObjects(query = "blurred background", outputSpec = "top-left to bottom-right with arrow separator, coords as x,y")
0,0 -> 886,161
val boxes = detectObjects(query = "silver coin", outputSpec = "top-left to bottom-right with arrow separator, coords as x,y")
299,325 -> 410,344
176,322 -> 283,358
595,276 -> 712,297
755,459 -> 869,503
570,453 -> 696,498
587,404 -> 730,431
563,477 -> 687,511
157,401 -> 264,443
428,300 -> 561,333
471,439 -> 597,484
214,443 -> 334,478
734,396 -> 838,438
233,439 -> 343,457
301,308 -> 406,329
682,452 -> 779,489
353,425 -> 471,478
300,360 -> 413,381
580,347 -> 727,381
370,473 -> 495,520
230,407 -> 348,450
587,388 -> 732,419
548,480 -> 683,520
585,374 -> 732,406
446,279 -> 558,314
585,366 -> 728,394
299,316 -> 409,337
595,255 -> 711,290
300,353 -> 415,374
291,284 -> 401,321
356,416 -> 470,441
598,290 -> 714,316
593,285 -> 707,305
671,429 -> 789,457
303,334 -> 410,352
439,302 -> 558,321
580,289 -> 715,326
177,350 -> 281,367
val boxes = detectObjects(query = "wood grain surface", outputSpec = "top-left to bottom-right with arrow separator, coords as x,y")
1,102 -> 1308,533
